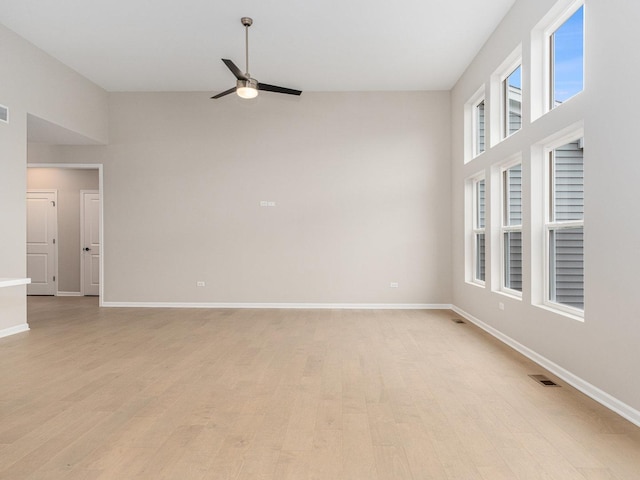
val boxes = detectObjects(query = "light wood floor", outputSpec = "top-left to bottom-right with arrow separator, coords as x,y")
0,298 -> 638,479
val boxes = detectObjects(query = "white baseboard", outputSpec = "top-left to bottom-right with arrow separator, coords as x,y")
452,305 -> 640,428
57,291 -> 83,297
0,323 -> 30,339
102,301 -> 452,310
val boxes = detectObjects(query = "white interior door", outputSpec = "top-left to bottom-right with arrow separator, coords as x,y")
27,190 -> 57,295
81,191 -> 100,296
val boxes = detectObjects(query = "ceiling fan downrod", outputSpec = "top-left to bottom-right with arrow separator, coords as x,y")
210,16 -> 302,100
241,17 -> 252,78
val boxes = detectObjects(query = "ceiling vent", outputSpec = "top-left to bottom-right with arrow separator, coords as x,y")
0,104 -> 8,123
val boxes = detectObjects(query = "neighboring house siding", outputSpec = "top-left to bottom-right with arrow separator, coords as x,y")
478,101 -> 486,154
508,86 -> 522,136
506,164 -> 522,292
552,140 -> 584,309
477,180 -> 486,281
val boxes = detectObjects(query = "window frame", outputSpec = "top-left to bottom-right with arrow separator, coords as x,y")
548,3 -> 584,110
530,0 -> 585,120
465,86 -> 487,163
500,159 -> 523,297
489,45 -> 522,147
472,176 -> 486,286
502,63 -> 522,139
473,97 -> 486,158
543,137 -> 585,317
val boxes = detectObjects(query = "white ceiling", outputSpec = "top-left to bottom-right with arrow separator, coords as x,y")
0,0 -> 515,93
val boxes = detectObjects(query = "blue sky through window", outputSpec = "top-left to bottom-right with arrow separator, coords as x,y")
508,65 -> 521,89
553,5 -> 584,103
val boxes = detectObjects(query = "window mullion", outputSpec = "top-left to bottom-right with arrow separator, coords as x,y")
547,220 -> 583,230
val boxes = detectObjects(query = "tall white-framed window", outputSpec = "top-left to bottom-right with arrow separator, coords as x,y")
475,99 -> 486,157
545,137 -> 584,314
472,176 -> 486,284
503,64 -> 522,137
501,161 -> 523,295
550,4 -> 584,109
489,45 -> 522,146
532,0 -> 584,119
465,86 -> 486,162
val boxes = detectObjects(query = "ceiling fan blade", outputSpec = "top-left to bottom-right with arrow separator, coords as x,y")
211,87 -> 236,99
258,83 -> 302,96
222,59 -> 247,80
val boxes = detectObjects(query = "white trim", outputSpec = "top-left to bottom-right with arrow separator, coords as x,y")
544,0 -> 584,36
473,98 -> 486,159
534,303 -> 583,323
495,289 -> 523,302
102,302 -> 452,310
497,158 -> 523,296
490,44 -> 522,146
27,164 -> 104,305
530,122 -> 585,307
465,85 -> 486,163
0,323 -> 30,339
0,278 -> 31,288
540,123 -> 585,153
451,305 -> 640,428
542,130 -> 585,319
57,291 -> 83,297
531,0 -> 584,118
471,176 -> 486,285
502,68 -> 522,139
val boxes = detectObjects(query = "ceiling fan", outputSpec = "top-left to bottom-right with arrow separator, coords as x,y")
212,17 -> 302,100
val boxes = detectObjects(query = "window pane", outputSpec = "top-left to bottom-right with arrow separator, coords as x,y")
504,231 -> 522,292
505,164 -> 522,226
553,140 -> 584,222
476,179 -> 485,229
552,6 -> 584,106
506,66 -> 522,135
475,233 -> 485,281
476,101 -> 485,155
549,227 -> 584,309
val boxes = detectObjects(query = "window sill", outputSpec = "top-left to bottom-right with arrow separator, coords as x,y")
535,303 -> 584,323
494,289 -> 522,301
532,90 -> 584,124
466,151 -> 486,164
466,280 -> 486,289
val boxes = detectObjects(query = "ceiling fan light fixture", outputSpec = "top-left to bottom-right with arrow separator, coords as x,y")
211,17 -> 301,100
236,78 -> 258,99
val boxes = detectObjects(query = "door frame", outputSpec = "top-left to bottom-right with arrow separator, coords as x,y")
80,189 -> 100,296
27,163 -> 104,305
26,189 -> 58,295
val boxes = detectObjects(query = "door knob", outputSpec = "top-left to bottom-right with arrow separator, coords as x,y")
83,247 -> 91,251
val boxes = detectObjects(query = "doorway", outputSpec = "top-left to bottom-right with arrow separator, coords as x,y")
80,190 -> 100,296
26,189 -> 58,295
26,164 -> 104,303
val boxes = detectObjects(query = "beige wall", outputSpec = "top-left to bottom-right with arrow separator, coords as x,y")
450,0 -> 640,414
50,91 -> 452,305
26,162 -> 99,293
0,24 -> 107,332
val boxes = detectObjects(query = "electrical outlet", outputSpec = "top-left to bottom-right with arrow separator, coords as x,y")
390,282 -> 399,288
259,201 -> 268,207
197,281 -> 205,287
499,302 -> 505,310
